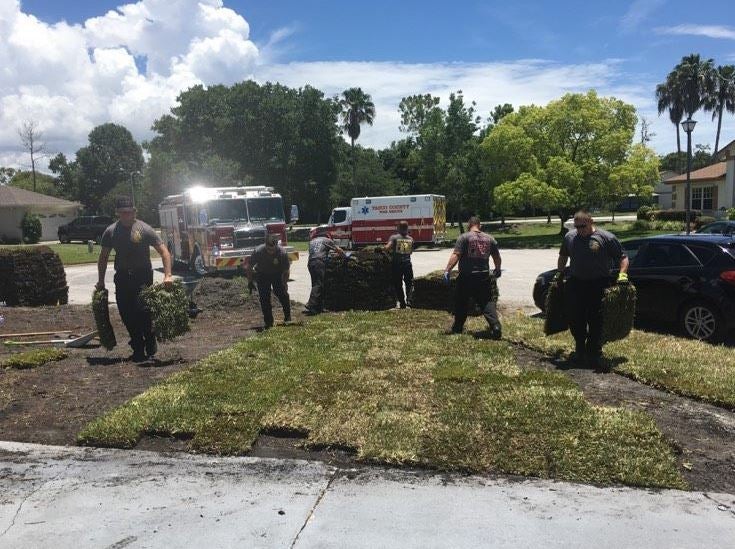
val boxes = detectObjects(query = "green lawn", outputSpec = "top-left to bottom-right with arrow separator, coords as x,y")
0,243 -> 160,266
79,310 -> 684,489
503,314 -> 735,410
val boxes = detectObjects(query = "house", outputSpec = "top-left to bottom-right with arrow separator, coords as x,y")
663,138 -> 735,215
0,185 -> 81,242
652,170 -> 678,210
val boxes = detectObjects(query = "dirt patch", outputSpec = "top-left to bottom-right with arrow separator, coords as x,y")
0,290 -> 295,446
513,345 -> 735,494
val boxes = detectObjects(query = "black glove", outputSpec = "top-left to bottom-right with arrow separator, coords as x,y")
493,268 -> 502,279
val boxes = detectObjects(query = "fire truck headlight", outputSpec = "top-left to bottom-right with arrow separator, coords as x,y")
220,237 -> 234,249
211,246 -> 220,257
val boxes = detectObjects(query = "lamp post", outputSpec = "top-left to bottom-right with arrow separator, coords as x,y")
681,117 -> 697,235
129,170 -> 142,209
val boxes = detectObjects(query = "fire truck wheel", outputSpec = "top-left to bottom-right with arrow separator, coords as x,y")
190,248 -> 207,276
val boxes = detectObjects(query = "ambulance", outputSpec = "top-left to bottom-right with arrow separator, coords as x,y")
310,194 -> 447,248
159,186 -> 298,275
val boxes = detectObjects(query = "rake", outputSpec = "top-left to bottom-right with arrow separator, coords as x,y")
3,331 -> 99,348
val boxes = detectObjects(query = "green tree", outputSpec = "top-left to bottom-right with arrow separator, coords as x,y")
706,65 -> 735,155
331,146 -> 404,206
656,71 -> 685,160
399,94 -> 441,135
9,170 -> 61,197
676,54 -> 715,119
339,87 -> 376,186
607,144 -> 659,220
659,144 -> 712,174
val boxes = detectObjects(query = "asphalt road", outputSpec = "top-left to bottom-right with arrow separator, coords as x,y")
2,441 -> 733,548
65,248 -> 561,312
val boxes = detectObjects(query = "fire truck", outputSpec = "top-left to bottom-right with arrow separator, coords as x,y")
309,194 -> 447,248
159,186 -> 298,275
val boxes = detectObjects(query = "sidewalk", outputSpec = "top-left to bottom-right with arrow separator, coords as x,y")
2,441 -> 733,548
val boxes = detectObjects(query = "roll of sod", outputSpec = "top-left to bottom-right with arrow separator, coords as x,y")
140,281 -> 191,342
92,288 -> 117,350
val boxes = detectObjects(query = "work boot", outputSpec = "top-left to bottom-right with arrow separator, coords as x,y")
145,337 -> 158,359
490,326 -> 502,340
129,351 -> 147,364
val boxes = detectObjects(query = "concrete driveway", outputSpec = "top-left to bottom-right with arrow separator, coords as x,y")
65,248 -> 560,312
2,441 -> 733,549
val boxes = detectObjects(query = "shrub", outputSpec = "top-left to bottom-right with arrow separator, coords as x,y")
652,220 -> 684,231
1,348 -> 68,369
631,219 -> 651,231
0,247 -> 68,306
728,208 -> 735,221
652,209 -> 701,222
636,205 -> 654,221
20,212 -> 42,244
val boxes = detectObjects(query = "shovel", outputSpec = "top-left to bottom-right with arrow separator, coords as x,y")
3,331 -> 99,348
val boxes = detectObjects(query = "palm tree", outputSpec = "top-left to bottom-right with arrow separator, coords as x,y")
706,65 -> 735,155
656,73 -> 684,158
676,54 -> 716,119
339,88 -> 376,183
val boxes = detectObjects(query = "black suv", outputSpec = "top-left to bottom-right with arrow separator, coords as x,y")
533,235 -> 735,342
696,221 -> 735,236
57,216 -> 113,243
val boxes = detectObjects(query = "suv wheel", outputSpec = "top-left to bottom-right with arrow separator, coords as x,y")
679,300 -> 723,342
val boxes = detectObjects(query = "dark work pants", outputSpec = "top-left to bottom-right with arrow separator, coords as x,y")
392,261 -> 414,307
257,273 -> 291,327
565,277 -> 609,357
305,259 -> 326,313
452,272 -> 500,332
114,269 -> 155,356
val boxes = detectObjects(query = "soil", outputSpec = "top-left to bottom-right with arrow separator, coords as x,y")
2,294 -> 735,494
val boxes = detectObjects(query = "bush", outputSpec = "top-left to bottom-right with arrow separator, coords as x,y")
631,219 -> 651,231
636,206 -> 654,221
0,247 -> 68,306
652,209 -> 701,222
20,212 -> 42,244
727,208 -> 735,221
1,348 -> 68,369
652,220 -> 685,231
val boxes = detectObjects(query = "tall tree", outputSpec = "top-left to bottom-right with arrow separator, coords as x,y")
17,120 -> 45,192
656,72 -> 684,158
398,94 -> 440,135
676,54 -> 715,119
706,65 -> 735,155
339,88 -> 375,184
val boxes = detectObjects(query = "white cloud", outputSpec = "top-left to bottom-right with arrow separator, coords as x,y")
620,0 -> 666,32
0,0 -> 258,167
654,24 -> 735,40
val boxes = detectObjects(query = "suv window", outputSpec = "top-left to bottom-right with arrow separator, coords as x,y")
698,222 -> 724,234
623,240 -> 644,262
77,217 -> 91,226
686,244 -> 716,265
94,216 -> 112,224
634,243 -> 699,268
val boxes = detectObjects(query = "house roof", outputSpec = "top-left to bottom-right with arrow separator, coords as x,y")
715,138 -> 735,161
664,161 -> 727,183
0,185 -> 80,208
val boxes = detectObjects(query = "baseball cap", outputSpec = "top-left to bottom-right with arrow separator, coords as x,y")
115,196 -> 135,210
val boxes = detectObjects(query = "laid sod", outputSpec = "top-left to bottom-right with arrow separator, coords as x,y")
0,244 -> 159,266
504,314 -> 735,410
1,348 -> 68,369
79,310 -> 684,488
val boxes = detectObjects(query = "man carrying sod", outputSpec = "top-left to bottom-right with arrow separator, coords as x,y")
246,234 -> 291,329
556,210 -> 629,367
443,216 -> 502,338
303,232 -> 347,316
384,220 -> 414,308
97,196 -> 173,363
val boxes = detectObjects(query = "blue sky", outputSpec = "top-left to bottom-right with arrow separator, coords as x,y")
3,0 -> 735,165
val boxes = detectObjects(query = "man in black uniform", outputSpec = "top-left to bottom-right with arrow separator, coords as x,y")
557,210 -> 629,366
303,232 -> 346,315
97,196 -> 173,363
384,220 -> 414,308
443,216 -> 502,338
246,234 -> 291,329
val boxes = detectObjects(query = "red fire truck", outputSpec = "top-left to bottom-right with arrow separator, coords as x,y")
310,194 -> 447,248
159,186 -> 298,275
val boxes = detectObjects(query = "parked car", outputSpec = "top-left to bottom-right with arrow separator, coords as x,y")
533,235 -> 735,342
57,216 -> 113,244
695,221 -> 735,236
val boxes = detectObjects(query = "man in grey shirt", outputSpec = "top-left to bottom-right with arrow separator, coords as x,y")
97,196 -> 173,363
246,234 -> 291,329
303,232 -> 346,315
557,210 -> 629,366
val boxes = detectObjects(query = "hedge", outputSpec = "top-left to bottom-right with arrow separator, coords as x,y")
0,247 -> 68,306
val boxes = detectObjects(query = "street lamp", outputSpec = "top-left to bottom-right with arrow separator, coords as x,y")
129,170 -> 142,209
681,117 -> 697,235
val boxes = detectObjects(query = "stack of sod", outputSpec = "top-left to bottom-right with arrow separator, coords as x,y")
0,247 -> 68,306
543,278 -> 568,336
601,283 -> 637,343
323,247 -> 395,311
92,288 -> 117,350
140,281 -> 190,341
411,270 -> 484,315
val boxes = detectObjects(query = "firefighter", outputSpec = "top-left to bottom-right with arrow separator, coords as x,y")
384,220 -> 414,308
443,216 -> 502,338
557,210 -> 629,367
96,196 -> 173,363
303,232 -> 346,315
246,234 -> 291,329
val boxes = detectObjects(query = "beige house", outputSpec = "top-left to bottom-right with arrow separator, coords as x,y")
664,138 -> 735,214
0,185 -> 81,242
